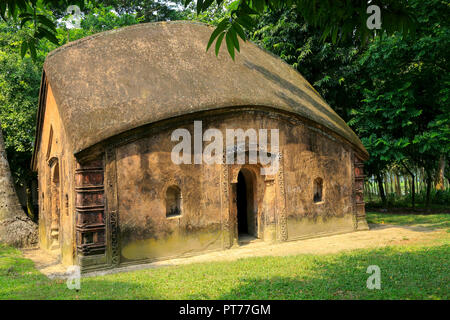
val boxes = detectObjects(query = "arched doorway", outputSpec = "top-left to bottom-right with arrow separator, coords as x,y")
236,168 -> 258,241
50,160 -> 60,249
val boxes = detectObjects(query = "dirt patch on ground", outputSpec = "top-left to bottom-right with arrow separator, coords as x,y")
21,247 -> 68,278
23,223 -> 448,278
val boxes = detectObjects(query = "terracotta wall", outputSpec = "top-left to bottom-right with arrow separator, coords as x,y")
37,83 -> 76,266
282,122 -> 355,239
116,123 -> 224,262
113,110 -> 356,263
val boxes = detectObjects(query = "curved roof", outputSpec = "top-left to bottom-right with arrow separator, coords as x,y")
41,21 -> 368,159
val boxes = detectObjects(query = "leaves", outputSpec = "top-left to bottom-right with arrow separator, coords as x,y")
215,31 -> 225,56
232,21 -> 246,41
0,1 -> 141,183
245,1 -> 448,180
206,15 -> 249,58
206,18 -> 229,51
0,22 -> 43,183
27,38 -> 36,61
36,14 -> 56,32
225,29 -> 235,60
350,0 -> 449,176
188,0 -> 419,59
36,27 -> 58,45
20,41 -> 28,58
1,0 -> 85,60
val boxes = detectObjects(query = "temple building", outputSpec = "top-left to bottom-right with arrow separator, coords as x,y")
32,21 -> 369,272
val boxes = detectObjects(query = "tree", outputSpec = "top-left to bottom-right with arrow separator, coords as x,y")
0,0 -> 85,60
349,0 -> 449,209
0,123 -> 38,247
0,21 -> 46,218
186,0 -> 417,59
435,155 -> 446,190
98,0 -> 189,22
0,19 -> 45,246
2,1 -> 417,59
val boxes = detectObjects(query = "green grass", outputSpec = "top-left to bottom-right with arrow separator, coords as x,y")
0,213 -> 449,300
366,212 -> 450,230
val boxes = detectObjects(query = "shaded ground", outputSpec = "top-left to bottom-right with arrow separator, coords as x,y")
367,207 -> 450,214
98,223 -> 446,275
22,212 -> 450,278
0,212 -> 447,300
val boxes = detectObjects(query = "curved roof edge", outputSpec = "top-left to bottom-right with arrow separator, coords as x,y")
32,21 -> 368,169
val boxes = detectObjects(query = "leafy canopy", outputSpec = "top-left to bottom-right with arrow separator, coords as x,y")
184,0 -> 417,59
1,0 -> 418,60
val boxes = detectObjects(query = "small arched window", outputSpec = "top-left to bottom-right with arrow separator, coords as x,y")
313,178 -> 323,203
166,186 -> 182,217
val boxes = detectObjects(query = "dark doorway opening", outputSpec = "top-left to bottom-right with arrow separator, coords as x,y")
237,171 -> 248,236
236,169 -> 257,241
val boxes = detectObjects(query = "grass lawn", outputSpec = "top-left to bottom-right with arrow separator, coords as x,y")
0,213 -> 449,300
366,212 -> 450,230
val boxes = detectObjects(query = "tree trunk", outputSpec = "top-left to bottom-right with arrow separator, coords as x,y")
381,174 -> 389,196
401,162 -> 415,209
389,174 -> 393,195
389,174 -> 393,194
0,125 -> 37,247
420,168 -> 425,193
403,175 -> 408,195
435,155 -> 445,191
366,182 -> 372,201
425,168 -> 432,210
409,177 -> 412,197
395,173 -> 401,196
376,173 -> 387,208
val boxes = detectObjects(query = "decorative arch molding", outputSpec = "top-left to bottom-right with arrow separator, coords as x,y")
223,148 -> 287,245
229,162 -> 276,183
48,156 -> 60,249
48,155 -> 58,167
161,177 -> 183,197
225,144 -> 280,183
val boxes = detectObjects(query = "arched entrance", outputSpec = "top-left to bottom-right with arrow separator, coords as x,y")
235,168 -> 258,241
49,159 -> 60,249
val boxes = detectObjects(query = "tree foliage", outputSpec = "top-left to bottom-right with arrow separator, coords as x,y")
184,0 -> 417,60
0,0 -> 187,60
348,0 -> 450,206
0,0 -> 85,60
98,0 -> 188,22
248,0 -> 449,207
251,7 -> 362,121
0,22 -> 43,186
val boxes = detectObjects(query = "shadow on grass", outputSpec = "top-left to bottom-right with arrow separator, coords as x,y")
1,244 -> 448,300
366,212 -> 450,231
217,246 -> 449,300
368,223 -> 440,232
